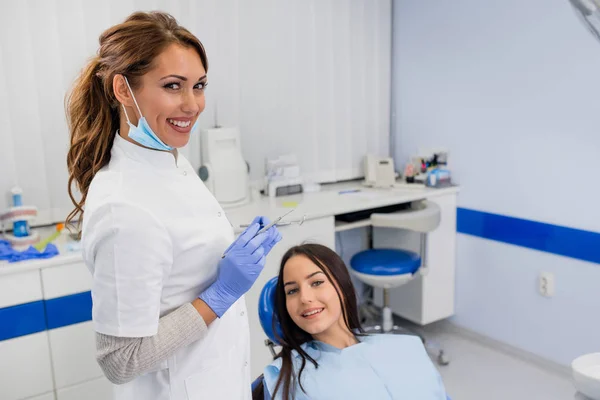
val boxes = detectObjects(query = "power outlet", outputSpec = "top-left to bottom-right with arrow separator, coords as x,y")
539,272 -> 555,297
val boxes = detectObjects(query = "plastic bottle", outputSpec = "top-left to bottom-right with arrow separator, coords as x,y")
11,187 -> 30,238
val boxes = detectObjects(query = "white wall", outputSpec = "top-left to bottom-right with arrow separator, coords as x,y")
0,0 -> 391,227
239,0 -> 391,184
392,0 -> 600,366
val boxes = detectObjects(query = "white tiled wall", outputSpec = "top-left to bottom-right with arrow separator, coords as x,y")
41,263 -> 91,299
56,377 -> 112,400
0,263 -> 105,400
0,332 -> 54,400
0,266 -> 53,400
25,393 -> 55,400
41,263 -> 103,393
0,270 -> 42,308
48,322 -> 103,390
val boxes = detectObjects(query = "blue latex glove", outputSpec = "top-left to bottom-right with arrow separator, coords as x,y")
200,223 -> 278,317
250,216 -> 282,254
222,216 -> 282,258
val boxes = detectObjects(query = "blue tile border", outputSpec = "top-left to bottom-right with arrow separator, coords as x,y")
1,208 -> 598,342
457,208 -> 600,265
0,300 -> 46,341
0,292 -> 92,342
45,291 -> 92,330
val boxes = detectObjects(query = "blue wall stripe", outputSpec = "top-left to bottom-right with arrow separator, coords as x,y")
2,209 -> 598,341
44,291 -> 92,330
0,301 -> 46,341
457,208 -> 600,265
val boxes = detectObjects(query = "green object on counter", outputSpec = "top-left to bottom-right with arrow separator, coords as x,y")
33,223 -> 64,251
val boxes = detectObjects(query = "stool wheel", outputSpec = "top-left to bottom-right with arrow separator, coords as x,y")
437,350 -> 450,366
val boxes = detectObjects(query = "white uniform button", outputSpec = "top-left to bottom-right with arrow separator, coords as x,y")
244,362 -> 248,367
183,170 -> 188,176
240,311 -> 245,316
218,212 -> 222,217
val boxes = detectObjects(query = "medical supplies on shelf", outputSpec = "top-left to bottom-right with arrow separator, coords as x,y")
264,154 -> 304,197
0,187 -> 40,249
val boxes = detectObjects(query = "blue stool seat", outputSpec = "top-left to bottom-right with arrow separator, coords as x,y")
351,249 -> 421,276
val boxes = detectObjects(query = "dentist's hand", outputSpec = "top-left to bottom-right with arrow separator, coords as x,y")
222,216 -> 282,258
250,216 -> 283,255
199,223 -> 278,317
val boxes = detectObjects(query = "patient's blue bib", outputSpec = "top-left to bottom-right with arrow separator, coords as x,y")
263,334 -> 446,400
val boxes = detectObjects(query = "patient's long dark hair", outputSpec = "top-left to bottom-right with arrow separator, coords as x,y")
252,244 -> 364,400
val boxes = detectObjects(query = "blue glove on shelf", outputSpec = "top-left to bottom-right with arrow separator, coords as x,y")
0,240 -> 59,263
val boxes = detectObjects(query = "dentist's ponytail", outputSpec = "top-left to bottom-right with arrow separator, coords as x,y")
65,55 -> 117,234
65,11 -> 207,233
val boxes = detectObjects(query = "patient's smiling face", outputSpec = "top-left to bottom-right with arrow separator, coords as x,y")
283,255 -> 346,339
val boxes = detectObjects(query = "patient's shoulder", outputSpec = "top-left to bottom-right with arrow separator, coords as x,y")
263,358 -> 283,399
265,357 -> 283,375
362,333 -> 426,353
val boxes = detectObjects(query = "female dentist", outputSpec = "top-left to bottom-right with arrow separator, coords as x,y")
65,11 -> 281,400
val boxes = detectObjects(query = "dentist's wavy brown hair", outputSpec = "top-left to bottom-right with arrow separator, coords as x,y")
65,11 -> 207,232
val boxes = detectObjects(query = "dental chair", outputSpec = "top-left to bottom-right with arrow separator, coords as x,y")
250,276 -> 280,400
258,276 -> 282,359
252,276 -> 452,400
349,199 -> 449,366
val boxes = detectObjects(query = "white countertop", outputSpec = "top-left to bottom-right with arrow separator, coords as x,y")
226,181 -> 459,227
0,180 -> 459,276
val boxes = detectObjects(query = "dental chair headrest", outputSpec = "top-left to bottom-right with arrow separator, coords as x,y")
258,276 -> 284,345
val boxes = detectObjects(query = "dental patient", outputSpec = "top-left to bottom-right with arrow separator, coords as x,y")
252,243 -> 447,400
